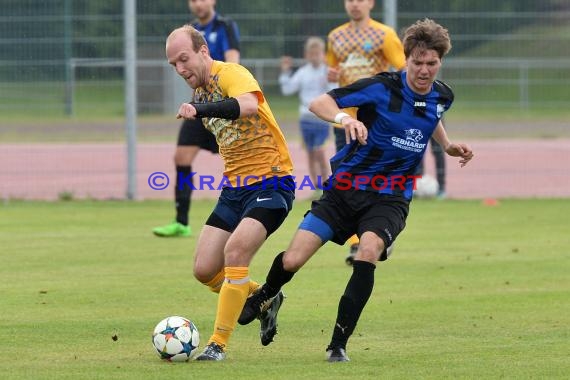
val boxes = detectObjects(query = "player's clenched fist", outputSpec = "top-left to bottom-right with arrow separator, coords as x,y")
176,103 -> 197,119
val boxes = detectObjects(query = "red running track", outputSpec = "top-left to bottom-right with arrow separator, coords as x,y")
1,139 -> 569,200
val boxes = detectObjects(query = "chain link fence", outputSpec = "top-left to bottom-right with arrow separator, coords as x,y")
1,1 -> 569,115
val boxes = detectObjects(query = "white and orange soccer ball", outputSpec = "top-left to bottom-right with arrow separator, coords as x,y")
152,316 -> 200,362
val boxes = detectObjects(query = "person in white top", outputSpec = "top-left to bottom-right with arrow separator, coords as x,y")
279,37 -> 333,197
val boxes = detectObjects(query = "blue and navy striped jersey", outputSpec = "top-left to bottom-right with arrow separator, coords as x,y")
192,13 -> 240,62
328,71 -> 454,200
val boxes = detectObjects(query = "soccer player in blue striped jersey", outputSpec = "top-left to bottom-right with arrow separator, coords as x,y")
239,19 -> 474,362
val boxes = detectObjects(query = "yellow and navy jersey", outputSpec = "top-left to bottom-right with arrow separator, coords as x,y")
327,71 -> 454,200
193,61 -> 293,187
326,19 -> 405,88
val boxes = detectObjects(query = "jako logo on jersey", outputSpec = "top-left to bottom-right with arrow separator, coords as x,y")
391,129 -> 426,153
414,101 -> 427,107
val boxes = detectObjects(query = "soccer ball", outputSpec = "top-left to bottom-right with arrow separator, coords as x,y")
414,174 -> 439,198
152,316 -> 200,362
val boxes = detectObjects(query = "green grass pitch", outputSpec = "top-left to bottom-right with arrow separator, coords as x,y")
0,199 -> 569,379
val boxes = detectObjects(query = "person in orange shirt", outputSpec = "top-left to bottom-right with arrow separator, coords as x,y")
166,24 -> 293,361
326,0 -> 406,264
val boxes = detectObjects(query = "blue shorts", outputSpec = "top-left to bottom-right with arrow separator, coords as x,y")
300,118 -> 330,151
207,176 -> 295,234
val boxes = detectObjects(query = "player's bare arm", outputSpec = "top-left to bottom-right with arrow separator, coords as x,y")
235,92 -> 259,116
445,143 -> 474,167
224,49 -> 240,63
432,119 -> 474,167
309,93 -> 367,145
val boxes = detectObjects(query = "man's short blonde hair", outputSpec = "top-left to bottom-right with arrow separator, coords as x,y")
175,24 -> 208,52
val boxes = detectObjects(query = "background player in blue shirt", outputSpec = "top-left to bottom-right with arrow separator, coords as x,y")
238,18 -> 474,362
153,0 -> 240,237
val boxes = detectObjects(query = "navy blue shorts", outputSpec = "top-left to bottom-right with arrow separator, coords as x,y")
300,118 -> 331,151
206,176 -> 295,236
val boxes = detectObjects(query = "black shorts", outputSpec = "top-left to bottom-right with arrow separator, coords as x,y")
310,186 -> 409,257
177,118 -> 219,154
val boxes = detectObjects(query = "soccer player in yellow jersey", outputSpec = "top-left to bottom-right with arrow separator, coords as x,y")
153,0 -> 241,239
166,25 -> 294,361
327,0 -> 406,264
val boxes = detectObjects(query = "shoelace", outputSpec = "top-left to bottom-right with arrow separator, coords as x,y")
253,291 -> 275,314
205,343 -> 224,355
